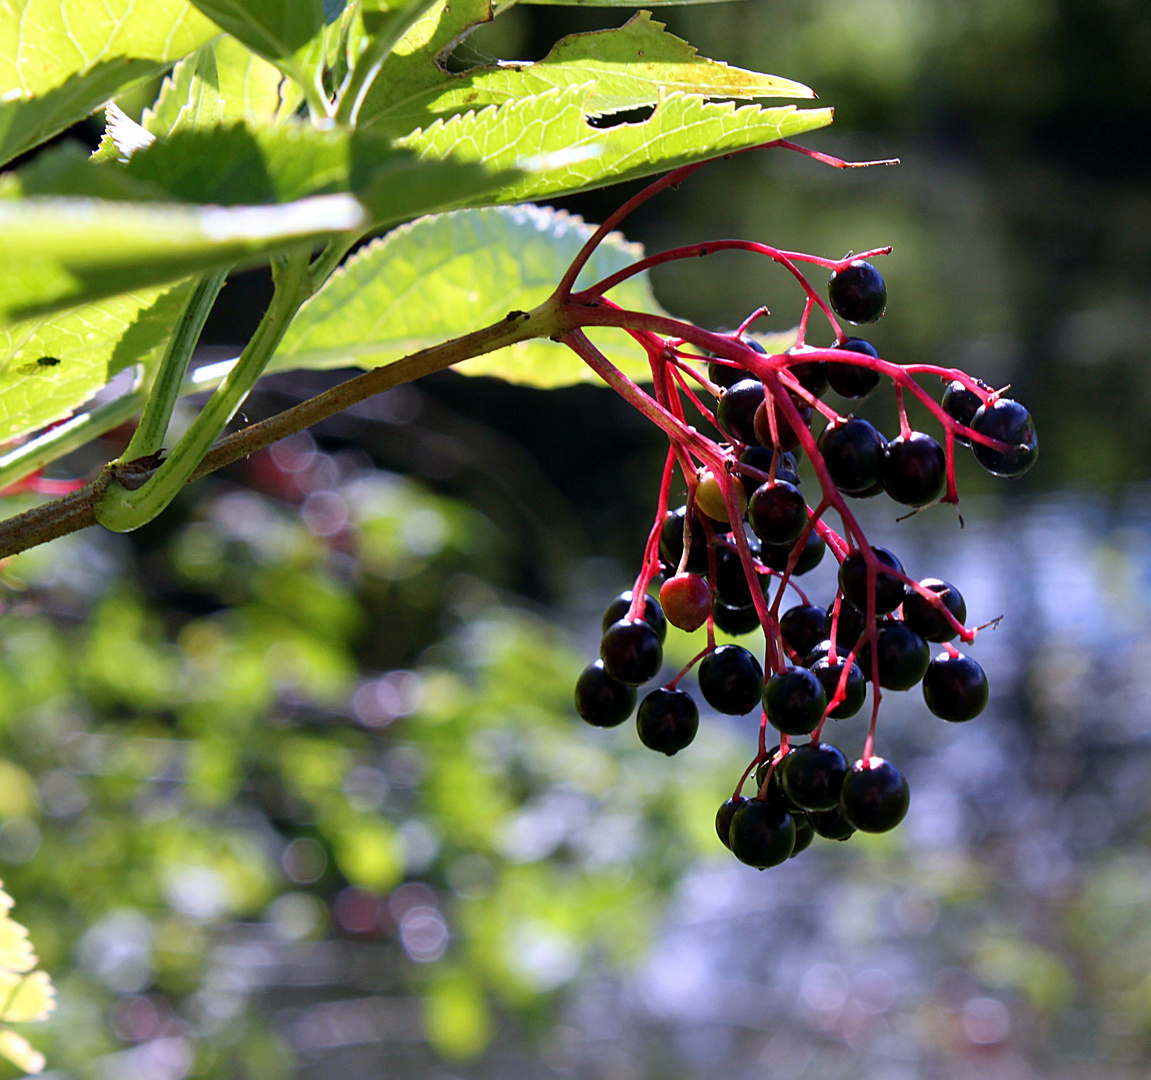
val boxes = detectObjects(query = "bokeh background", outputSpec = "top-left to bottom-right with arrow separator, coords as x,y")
3,0 -> 1151,1076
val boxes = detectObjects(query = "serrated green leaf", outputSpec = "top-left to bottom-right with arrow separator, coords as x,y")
0,972 -> 54,1024
0,193 -> 364,323
399,87 -> 833,205
361,10 -> 812,137
0,1027 -> 44,1074
270,204 -> 666,387
0,0 -> 220,166
0,285 -> 190,443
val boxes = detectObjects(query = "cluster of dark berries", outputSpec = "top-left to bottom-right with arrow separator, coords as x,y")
570,251 -> 1037,870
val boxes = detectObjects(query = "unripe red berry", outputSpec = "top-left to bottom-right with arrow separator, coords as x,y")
659,573 -> 712,632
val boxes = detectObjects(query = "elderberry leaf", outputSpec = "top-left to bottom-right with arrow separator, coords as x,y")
0,193 -> 364,323
397,86 -> 833,204
358,7 -> 814,137
0,284 -> 191,443
0,1027 -> 45,1075
269,204 -> 666,387
0,0 -> 219,167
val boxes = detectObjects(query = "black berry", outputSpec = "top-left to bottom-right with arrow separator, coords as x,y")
574,661 -> 636,728
839,757 -> 909,833
712,601 -> 761,636
780,604 -> 829,660
942,380 -> 982,443
747,480 -> 808,546
716,379 -> 764,445
753,395 -> 811,452
970,398 -> 1038,478
828,260 -> 887,324
715,795 -> 747,848
828,599 -> 867,650
698,644 -> 764,715
882,432 -> 946,507
659,506 -> 708,575
902,578 -> 966,642
922,652 -> 988,722
602,591 -> 667,642
737,446 -> 800,496
810,655 -> 866,718
763,667 -> 827,736
706,334 -> 766,389
861,621 -> 930,690
636,688 -> 699,754
790,813 -> 815,856
714,543 -> 766,608
728,799 -> 795,868
818,417 -> 886,495
601,619 -> 663,686
808,806 -> 855,841
779,742 -> 848,811
827,337 -> 881,399
789,355 -> 828,399
762,527 -> 825,576
838,547 -> 905,616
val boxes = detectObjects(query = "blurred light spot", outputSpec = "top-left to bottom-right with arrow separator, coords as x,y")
79,910 -> 154,993
509,925 -> 579,990
387,882 -> 438,922
265,892 -> 324,941
282,838 -> 328,884
39,769 -> 87,817
399,818 -> 440,874
165,866 -> 228,920
401,507 -> 447,557
853,968 -> 897,1014
381,745 -> 425,788
332,887 -> 385,935
109,995 -> 169,1043
269,432 -> 317,473
352,671 -> 422,728
497,792 -> 590,864
399,907 -> 448,962
894,889 -> 940,935
446,855 -> 495,899
0,817 -> 40,864
961,996 -> 1012,1045
800,963 -> 848,1016
342,765 -> 389,810
98,1036 -> 193,1080
301,490 -> 349,537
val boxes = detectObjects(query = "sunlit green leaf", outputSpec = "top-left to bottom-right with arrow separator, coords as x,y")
270,204 -> 668,386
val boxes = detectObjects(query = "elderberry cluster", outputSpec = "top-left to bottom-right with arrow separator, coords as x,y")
572,258 -> 1038,871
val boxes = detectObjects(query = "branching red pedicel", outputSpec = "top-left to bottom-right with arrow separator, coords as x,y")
568,142 -> 1038,870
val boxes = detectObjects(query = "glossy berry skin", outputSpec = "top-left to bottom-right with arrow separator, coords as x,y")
838,547 -> 906,616
659,573 -> 711,633
828,260 -> 887,324
827,338 -> 881,399
762,527 -> 825,576
808,806 -> 856,841
789,356 -> 828,399
863,621 -> 930,690
728,799 -> 795,868
839,757 -> 909,833
601,619 -> 663,686
714,544 -> 766,608
715,796 -> 747,849
660,506 -> 709,575
748,480 -> 808,546
754,751 -> 792,807
716,379 -> 765,445
695,469 -> 745,526
574,661 -> 636,728
602,591 -> 667,642
903,578 -> 966,642
637,688 -> 699,755
698,644 -> 764,715
753,396 -> 811,453
712,601 -> 761,636
923,652 -> 988,722
707,334 -> 767,389
811,656 -> 866,718
763,667 -> 827,736
790,814 -> 815,856
882,432 -> 947,507
828,599 -> 866,650
738,447 -> 800,495
818,417 -> 886,495
780,742 -> 848,811
942,380 -> 983,444
804,639 -> 833,668
970,398 -> 1038,477
780,605 -> 829,660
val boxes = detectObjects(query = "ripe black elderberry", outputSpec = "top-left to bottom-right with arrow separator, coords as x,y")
714,544 -> 767,608
808,806 -> 855,841
790,814 -> 815,856
922,652 -> 988,722
839,757 -> 909,833
828,260 -> 887,324
601,619 -> 663,686
863,621 -> 930,690
838,547 -> 905,616
789,355 -> 828,399
753,396 -> 811,453
716,379 -> 765,445
827,337 -> 881,399
779,742 -> 848,811
602,591 -> 667,642
763,667 -> 827,735
659,573 -> 711,633
748,480 -> 808,546
660,506 -> 708,574
575,661 -> 637,728
712,601 -> 761,636
707,334 -> 766,389
941,380 -> 983,443
882,432 -> 947,507
810,655 -> 866,717
818,417 -> 886,495
902,579 -> 966,642
779,604 -> 829,660
637,688 -> 700,754
762,527 -> 826,576
738,447 -> 800,496
715,796 -> 747,849
728,799 -> 795,868
970,398 -> 1038,477
827,599 -> 866,650
698,644 -> 764,715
